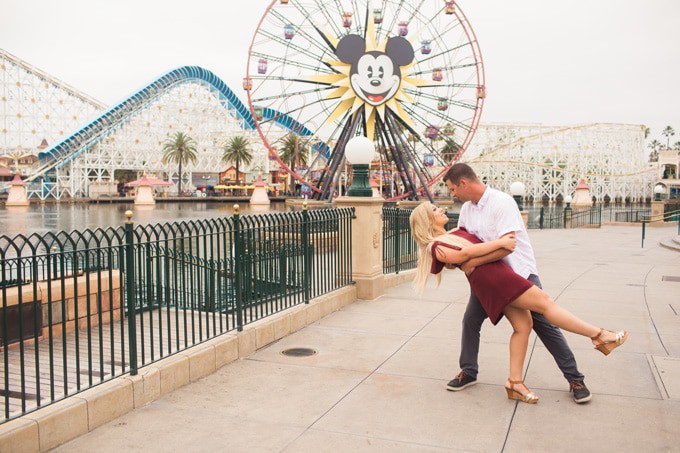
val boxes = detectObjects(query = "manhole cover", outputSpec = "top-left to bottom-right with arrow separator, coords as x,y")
280,347 -> 317,357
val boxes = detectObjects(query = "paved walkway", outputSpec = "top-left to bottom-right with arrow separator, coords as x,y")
56,225 -> 680,452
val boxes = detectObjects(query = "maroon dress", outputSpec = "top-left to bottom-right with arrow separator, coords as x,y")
430,228 -> 533,325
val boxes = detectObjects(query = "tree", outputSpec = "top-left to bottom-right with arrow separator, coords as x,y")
222,136 -> 253,186
162,132 -> 198,195
278,133 -> 309,170
674,141 -> 680,151
662,125 -> 675,149
440,139 -> 460,161
648,139 -> 661,162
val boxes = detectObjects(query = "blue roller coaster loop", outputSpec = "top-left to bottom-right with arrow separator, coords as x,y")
35,66 -> 327,176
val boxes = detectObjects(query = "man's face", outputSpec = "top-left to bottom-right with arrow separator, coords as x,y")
445,179 -> 470,202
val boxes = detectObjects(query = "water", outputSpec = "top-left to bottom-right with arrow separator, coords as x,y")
0,202 -> 291,237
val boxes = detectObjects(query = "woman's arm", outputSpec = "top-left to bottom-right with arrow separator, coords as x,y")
459,249 -> 510,274
434,235 -> 515,265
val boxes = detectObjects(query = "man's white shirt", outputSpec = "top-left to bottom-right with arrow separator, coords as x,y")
457,187 -> 538,279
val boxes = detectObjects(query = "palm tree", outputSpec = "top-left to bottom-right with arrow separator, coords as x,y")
662,125 -> 675,149
648,139 -> 662,162
440,139 -> 460,161
222,136 -> 253,186
278,133 -> 309,170
162,131 -> 198,195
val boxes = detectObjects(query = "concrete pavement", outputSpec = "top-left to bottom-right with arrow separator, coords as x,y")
55,225 -> 680,452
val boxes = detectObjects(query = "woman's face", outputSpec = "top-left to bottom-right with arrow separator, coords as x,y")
431,205 -> 449,229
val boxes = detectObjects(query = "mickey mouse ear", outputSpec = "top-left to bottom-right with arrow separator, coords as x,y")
335,34 -> 366,64
385,36 -> 414,67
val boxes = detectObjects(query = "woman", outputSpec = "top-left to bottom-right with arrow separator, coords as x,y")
410,202 -> 627,404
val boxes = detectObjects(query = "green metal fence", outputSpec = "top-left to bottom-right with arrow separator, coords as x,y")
0,207 -> 353,424
383,207 -> 418,273
527,206 -> 603,229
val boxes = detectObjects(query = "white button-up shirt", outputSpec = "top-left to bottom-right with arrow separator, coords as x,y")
458,187 -> 538,279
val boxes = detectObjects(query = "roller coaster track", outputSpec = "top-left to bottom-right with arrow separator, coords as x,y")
13,66 -> 318,191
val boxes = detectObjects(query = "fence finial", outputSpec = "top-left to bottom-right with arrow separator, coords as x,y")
125,210 -> 133,223
303,201 -> 308,210
233,204 -> 240,215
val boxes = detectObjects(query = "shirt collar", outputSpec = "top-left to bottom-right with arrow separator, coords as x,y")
473,187 -> 490,209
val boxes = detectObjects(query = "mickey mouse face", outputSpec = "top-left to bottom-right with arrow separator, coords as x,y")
351,52 -> 400,106
335,34 -> 415,107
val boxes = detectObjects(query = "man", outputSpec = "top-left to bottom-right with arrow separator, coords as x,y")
442,163 -> 591,403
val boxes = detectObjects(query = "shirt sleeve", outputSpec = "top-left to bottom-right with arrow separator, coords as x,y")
494,196 -> 524,238
430,241 -> 462,274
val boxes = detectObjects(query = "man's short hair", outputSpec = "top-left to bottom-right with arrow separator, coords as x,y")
443,163 -> 479,185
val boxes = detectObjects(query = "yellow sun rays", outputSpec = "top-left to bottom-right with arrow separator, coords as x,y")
304,7 -> 428,141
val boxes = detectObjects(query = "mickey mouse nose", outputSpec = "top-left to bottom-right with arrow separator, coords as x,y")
370,80 -> 381,86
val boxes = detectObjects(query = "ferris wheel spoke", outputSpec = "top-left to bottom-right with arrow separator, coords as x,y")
257,28 -> 331,66
404,102 -> 472,134
251,51 -> 335,75
417,47 -> 474,69
306,0 -> 344,38
411,61 -> 478,78
256,96 -> 335,127
370,0 -> 392,43
252,85 -> 336,104
268,8 -> 335,57
402,88 -> 476,110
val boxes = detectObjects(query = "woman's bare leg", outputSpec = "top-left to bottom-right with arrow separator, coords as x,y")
511,286 -> 620,345
503,305 -> 533,393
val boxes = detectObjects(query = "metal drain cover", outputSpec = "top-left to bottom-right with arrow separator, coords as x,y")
280,347 -> 317,357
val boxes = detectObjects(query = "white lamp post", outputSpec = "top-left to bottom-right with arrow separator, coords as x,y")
564,194 -> 573,210
654,183 -> 665,201
509,181 -> 526,210
345,136 -> 375,196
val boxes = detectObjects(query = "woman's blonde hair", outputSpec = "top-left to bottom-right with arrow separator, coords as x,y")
409,202 -> 472,293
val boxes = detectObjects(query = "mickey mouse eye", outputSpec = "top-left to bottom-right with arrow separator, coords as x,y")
367,65 -> 373,78
378,66 -> 384,78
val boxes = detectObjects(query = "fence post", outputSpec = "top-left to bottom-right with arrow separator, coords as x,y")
395,203 -> 401,274
124,210 -> 137,376
232,205 -> 244,331
539,207 -> 544,230
302,202 -> 311,303
641,221 -> 646,248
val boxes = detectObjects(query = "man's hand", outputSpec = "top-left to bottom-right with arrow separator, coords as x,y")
460,261 -> 476,276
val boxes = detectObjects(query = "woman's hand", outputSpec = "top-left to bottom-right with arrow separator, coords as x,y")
498,234 -> 516,251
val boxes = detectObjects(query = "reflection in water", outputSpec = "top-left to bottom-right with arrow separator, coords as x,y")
0,202 -> 291,237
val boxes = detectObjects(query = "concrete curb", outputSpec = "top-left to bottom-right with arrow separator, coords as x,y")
0,285 -> 357,452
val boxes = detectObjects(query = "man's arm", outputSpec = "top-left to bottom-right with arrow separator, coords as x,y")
459,249 -> 510,275
459,231 -> 515,275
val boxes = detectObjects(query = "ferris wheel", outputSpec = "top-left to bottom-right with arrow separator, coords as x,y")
244,0 -> 485,200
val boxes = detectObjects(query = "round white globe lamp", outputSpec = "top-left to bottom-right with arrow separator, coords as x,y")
345,136 -> 375,196
653,183 -> 665,201
509,181 -> 526,210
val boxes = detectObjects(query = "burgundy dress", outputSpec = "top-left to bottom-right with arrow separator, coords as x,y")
430,228 -> 533,325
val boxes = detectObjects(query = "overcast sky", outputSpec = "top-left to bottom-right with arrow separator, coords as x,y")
2,0 -> 679,143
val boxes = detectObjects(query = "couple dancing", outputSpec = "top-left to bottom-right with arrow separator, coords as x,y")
410,164 -> 627,404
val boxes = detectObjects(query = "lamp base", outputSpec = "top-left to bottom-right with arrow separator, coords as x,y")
347,164 -> 373,197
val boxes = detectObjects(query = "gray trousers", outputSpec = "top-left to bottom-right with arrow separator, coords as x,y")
459,274 -> 585,383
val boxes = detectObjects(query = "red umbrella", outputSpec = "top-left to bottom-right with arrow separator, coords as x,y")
125,175 -> 173,187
